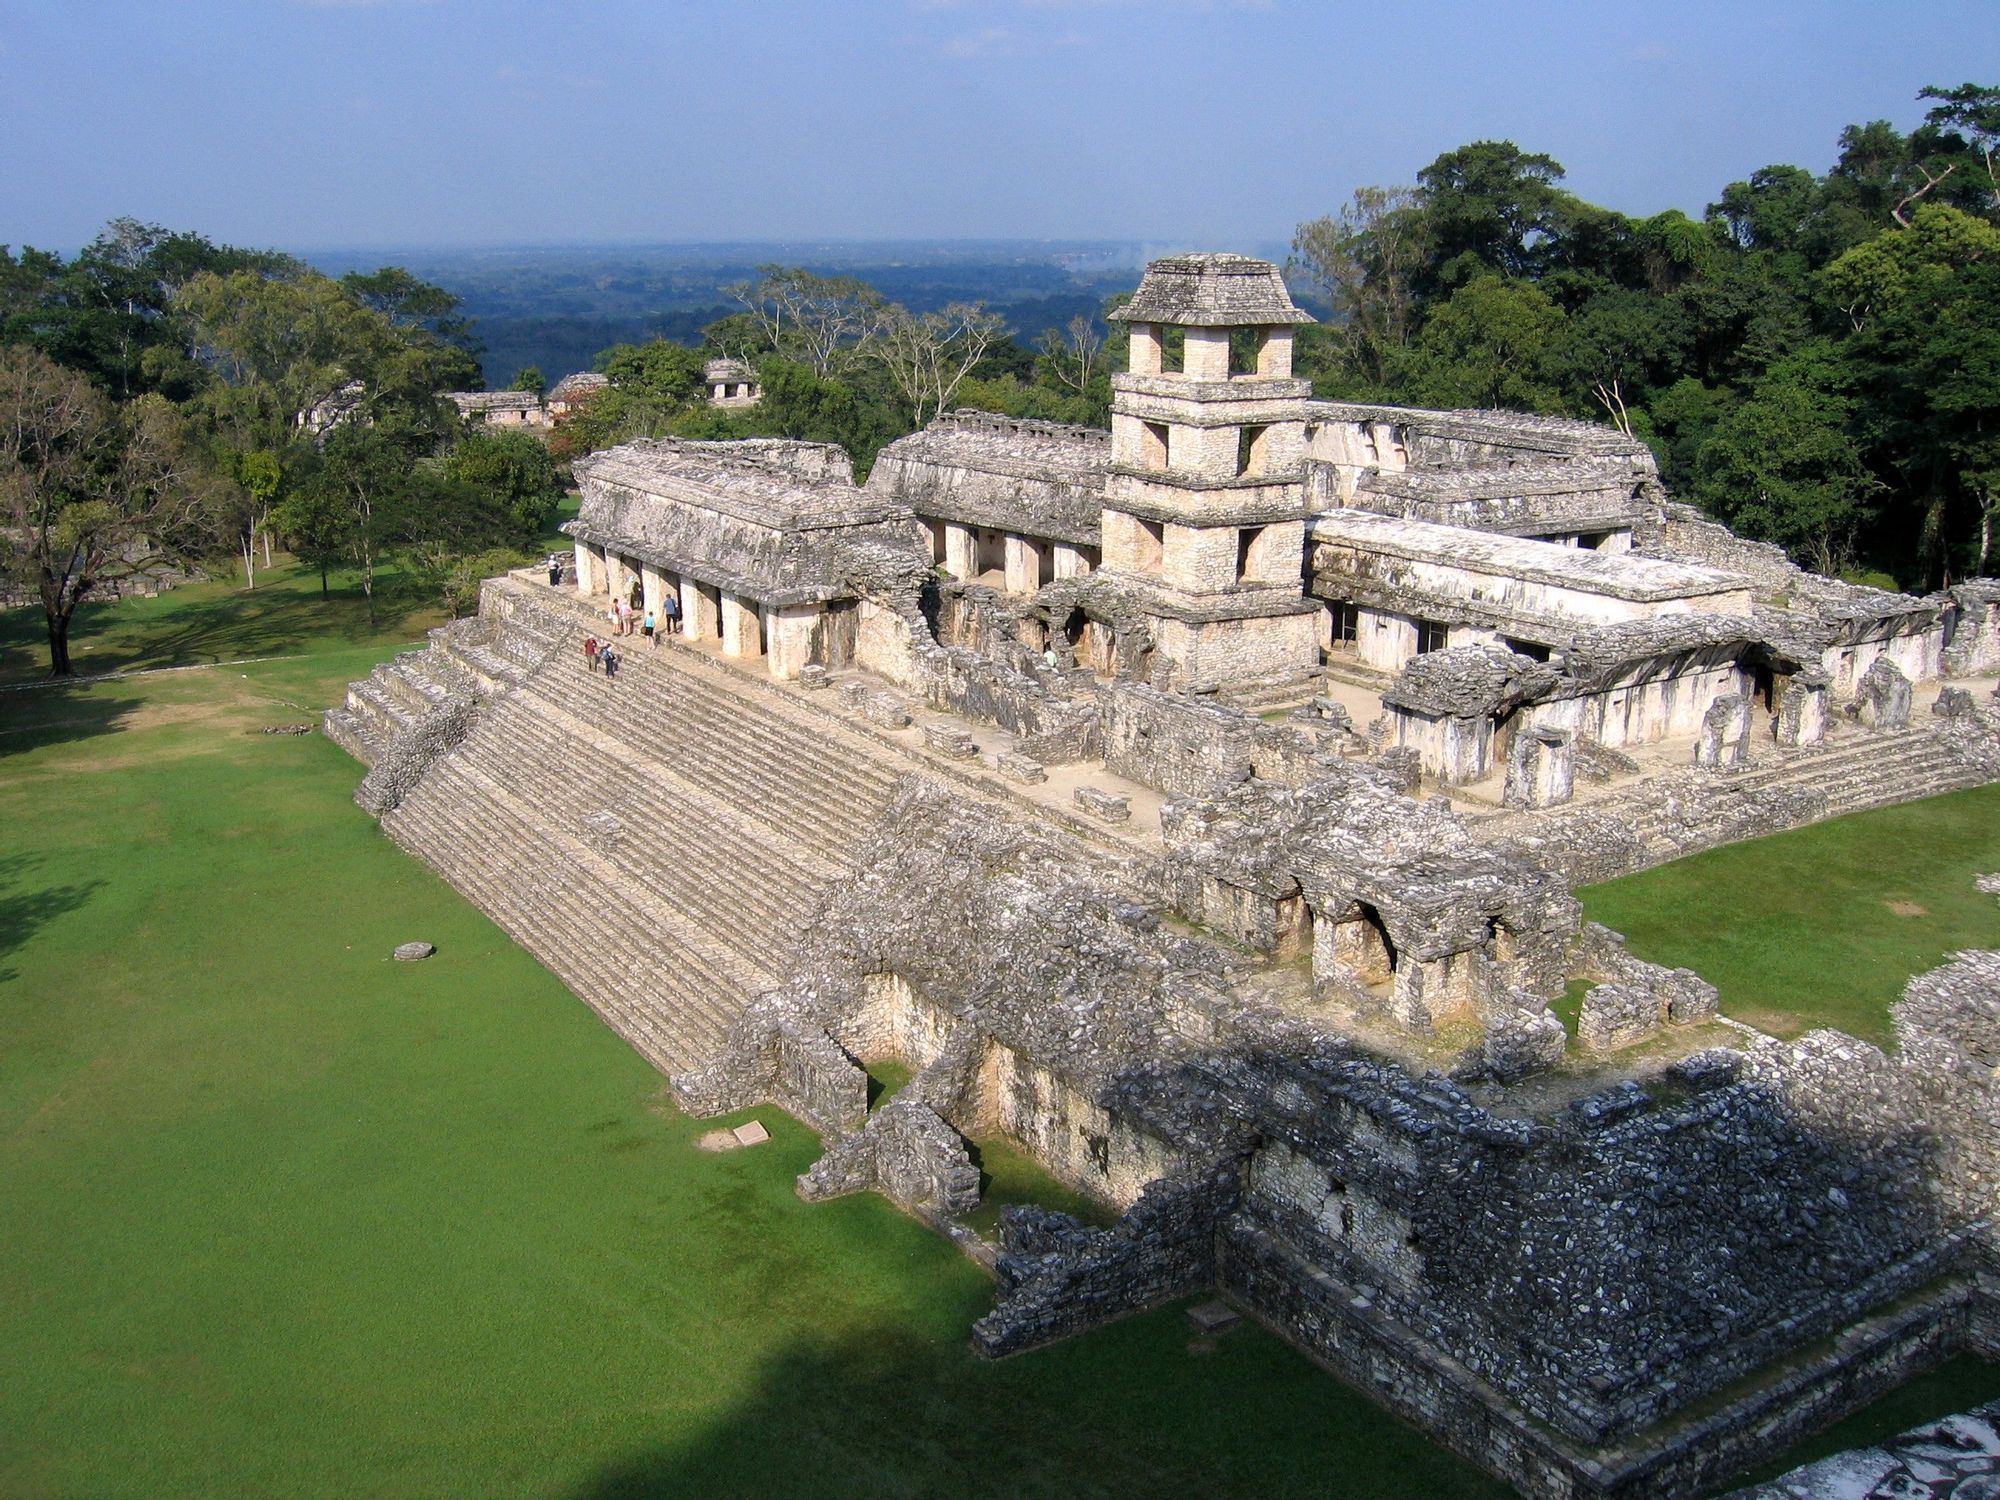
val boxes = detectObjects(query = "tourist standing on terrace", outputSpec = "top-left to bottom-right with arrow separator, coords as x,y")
642,608 -> 656,646
662,592 -> 681,635
547,554 -> 563,587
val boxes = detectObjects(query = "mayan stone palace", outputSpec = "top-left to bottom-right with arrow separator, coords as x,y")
327,255 -> 2000,1499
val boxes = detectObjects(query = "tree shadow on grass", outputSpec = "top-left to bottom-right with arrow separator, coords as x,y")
0,687 -> 145,759
0,570 -> 433,685
0,854 -> 105,986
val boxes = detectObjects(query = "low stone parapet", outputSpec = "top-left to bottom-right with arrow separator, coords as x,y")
922,721 -> 978,759
1073,786 -> 1132,823
995,752 -> 1047,784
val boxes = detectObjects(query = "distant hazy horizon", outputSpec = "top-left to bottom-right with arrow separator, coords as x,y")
6,1 -> 1996,254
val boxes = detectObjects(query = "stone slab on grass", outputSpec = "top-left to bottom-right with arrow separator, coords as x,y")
1186,1300 -> 1241,1335
393,942 -> 436,961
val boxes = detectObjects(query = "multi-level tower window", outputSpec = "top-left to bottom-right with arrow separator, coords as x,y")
1134,517 -> 1165,572
1141,421 -> 1170,471
1228,327 -> 1263,377
1237,424 -> 1271,478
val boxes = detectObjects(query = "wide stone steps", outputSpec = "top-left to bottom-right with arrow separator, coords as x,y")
371,613 -> 927,1075
535,646 -> 904,858
476,694 -> 826,941
385,753 -> 756,1071
440,739 -> 788,995
1614,731 -> 1984,860
387,803 -> 710,1073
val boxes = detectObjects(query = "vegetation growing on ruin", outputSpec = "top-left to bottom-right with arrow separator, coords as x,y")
1579,783 -> 2000,1044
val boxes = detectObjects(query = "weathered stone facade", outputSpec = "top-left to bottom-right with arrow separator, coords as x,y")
332,252 -> 2000,1498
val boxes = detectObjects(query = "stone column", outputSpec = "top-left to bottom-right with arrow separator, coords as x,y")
720,592 -> 763,658
682,578 -> 720,642
766,604 -> 821,680
572,539 -> 597,597
640,562 -> 668,620
1776,681 -> 1827,747
943,523 -> 977,581
1053,542 -> 1091,580
1004,535 -> 1042,594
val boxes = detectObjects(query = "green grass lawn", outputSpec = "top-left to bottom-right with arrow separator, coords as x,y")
2,572 -> 1994,1498
0,600 -> 1509,1499
1579,785 -> 2000,1045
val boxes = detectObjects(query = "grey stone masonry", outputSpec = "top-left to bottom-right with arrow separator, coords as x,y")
1859,655 -> 1915,729
1073,786 -> 1132,822
1109,253 -> 1314,327
331,341 -> 2000,1500
994,751 -> 1048,784
1730,1399 -> 2000,1497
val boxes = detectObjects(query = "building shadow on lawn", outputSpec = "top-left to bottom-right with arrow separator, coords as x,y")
0,687 -> 144,758
563,1317 -> 1512,1500
0,854 -> 104,986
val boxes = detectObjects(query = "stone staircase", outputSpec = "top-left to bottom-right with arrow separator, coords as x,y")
1721,725 -> 1988,820
372,615 -> 912,1074
1478,721 -> 1994,877
323,613 -> 560,765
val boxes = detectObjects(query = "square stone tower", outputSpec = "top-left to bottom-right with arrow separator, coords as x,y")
1103,253 -> 1321,692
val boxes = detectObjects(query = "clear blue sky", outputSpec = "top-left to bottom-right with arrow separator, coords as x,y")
3,0 -> 1995,254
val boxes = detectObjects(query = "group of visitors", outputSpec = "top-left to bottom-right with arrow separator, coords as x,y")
604,591 -> 681,646
582,635 -> 620,680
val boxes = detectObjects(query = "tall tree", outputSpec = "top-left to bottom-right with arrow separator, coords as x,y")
876,303 -> 1008,428
725,266 -> 890,378
1290,186 -> 1426,388
0,346 -> 214,674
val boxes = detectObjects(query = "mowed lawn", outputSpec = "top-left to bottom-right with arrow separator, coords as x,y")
1578,785 -> 2000,1045
0,594 -> 1510,1499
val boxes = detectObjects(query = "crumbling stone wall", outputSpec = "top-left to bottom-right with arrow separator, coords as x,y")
1101,683 -> 1256,798
353,689 -> 479,815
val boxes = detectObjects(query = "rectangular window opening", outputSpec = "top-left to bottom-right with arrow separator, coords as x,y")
1417,620 -> 1450,655
1237,423 -> 1270,478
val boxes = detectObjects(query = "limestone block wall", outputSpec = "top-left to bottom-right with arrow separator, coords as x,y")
973,1041 -> 1179,1211
1161,523 -> 1239,593
1150,610 -> 1319,691
1356,606 -> 1421,671
1389,707 -> 1491,785
1101,683 -> 1257,797
836,971 -> 960,1071
1944,589 -> 2000,675
1526,657 -> 1750,749
1825,624 -> 1946,699
764,604 -> 822,680
1226,1037 -> 1963,1449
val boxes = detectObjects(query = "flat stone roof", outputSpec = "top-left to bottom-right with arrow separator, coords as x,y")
866,411 -> 1108,545
1312,510 -> 1746,604
548,372 -> 608,400
1304,401 -> 1653,462
1110,253 -> 1313,328
447,390 -> 541,413
574,439 -> 896,532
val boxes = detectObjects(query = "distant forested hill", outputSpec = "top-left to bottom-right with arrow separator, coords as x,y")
303,241 -> 1166,389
